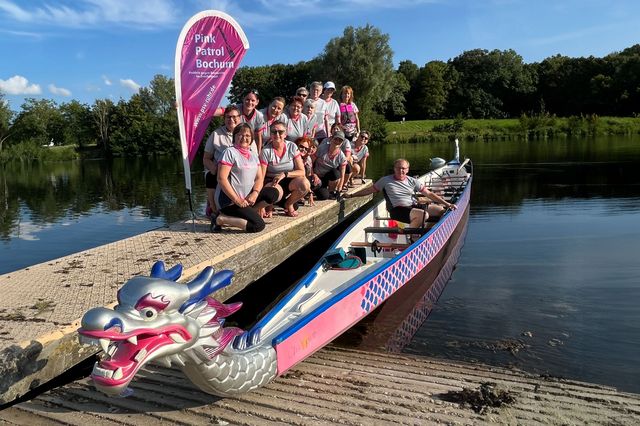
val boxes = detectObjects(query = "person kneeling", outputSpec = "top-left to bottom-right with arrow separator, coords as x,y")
213,123 -> 279,232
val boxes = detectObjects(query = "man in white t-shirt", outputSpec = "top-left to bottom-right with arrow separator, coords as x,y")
344,158 -> 456,228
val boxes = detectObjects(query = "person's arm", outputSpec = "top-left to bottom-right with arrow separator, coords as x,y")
336,163 -> 347,192
218,164 -> 248,208
323,112 -> 329,137
355,111 -> 360,134
246,165 -> 265,206
344,182 -> 378,198
203,150 -> 217,174
255,130 -> 263,154
360,156 -> 368,179
289,155 -> 306,178
421,187 -> 457,209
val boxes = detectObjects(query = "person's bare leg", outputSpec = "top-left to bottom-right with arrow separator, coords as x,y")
284,177 -> 310,215
428,203 -> 447,219
216,214 -> 247,231
409,208 -> 428,228
207,188 -> 216,215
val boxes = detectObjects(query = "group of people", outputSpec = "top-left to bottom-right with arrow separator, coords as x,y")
203,82 -> 371,233
202,81 -> 456,234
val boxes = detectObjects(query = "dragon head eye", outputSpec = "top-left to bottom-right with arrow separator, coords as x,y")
139,307 -> 158,320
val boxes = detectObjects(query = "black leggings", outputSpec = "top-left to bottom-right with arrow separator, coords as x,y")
220,187 -> 279,232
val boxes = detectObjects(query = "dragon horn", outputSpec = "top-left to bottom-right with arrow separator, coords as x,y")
180,268 -> 235,313
150,261 -> 183,281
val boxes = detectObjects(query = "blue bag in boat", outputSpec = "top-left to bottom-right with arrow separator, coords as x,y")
323,248 -> 346,265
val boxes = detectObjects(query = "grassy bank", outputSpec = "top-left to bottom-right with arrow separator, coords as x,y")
385,115 -> 640,143
0,143 -> 105,163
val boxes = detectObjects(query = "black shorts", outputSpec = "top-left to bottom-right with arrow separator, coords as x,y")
388,206 -> 414,224
270,176 -> 294,199
389,204 -> 429,224
219,187 -> 279,233
205,171 -> 217,189
319,168 -> 342,187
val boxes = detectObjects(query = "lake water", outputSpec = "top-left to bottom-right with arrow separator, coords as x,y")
1,136 -> 639,393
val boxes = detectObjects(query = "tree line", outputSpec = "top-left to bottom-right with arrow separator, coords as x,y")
1,24 -> 639,160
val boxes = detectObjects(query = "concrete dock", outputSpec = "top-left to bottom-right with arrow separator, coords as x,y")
2,345 -> 639,425
0,185 -> 372,405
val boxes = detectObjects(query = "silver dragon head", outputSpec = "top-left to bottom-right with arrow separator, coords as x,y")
78,261 -> 243,396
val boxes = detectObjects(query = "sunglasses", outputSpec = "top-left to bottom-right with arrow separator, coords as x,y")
270,129 -> 286,135
298,146 -> 309,151
360,135 -> 369,139
225,114 -> 240,120
298,93 -> 308,97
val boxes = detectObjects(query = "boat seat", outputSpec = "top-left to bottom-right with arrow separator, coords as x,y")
350,241 -> 410,250
364,225 -> 433,235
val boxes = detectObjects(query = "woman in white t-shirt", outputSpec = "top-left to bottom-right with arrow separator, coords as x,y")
213,123 -> 279,233
260,121 -> 310,217
285,96 -> 309,143
259,97 -> 288,147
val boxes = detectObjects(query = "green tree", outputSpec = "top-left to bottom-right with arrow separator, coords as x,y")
92,99 -> 114,152
607,47 -> 640,115
415,60 -> 452,119
148,74 -> 175,115
230,61 -> 315,106
447,49 -> 535,118
108,96 -> 154,156
0,94 -> 13,152
59,100 -> 94,147
383,72 -> 410,119
397,60 -> 420,119
313,25 -> 395,113
10,98 -> 65,146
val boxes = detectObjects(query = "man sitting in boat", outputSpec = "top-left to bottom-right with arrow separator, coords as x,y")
344,158 -> 456,228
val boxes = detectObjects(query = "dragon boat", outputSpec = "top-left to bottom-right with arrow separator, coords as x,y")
78,142 -> 472,398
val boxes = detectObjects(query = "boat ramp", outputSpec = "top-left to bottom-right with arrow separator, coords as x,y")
2,345 -> 639,424
0,184 -> 373,405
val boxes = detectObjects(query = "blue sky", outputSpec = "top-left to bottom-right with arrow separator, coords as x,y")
1,0 -> 638,109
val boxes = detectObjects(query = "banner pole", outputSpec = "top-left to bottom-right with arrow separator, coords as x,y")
186,188 -> 196,232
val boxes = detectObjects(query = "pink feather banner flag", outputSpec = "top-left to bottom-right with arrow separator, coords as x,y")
175,10 -> 249,193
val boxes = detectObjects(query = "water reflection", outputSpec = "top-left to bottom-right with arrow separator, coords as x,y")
0,157 -> 207,273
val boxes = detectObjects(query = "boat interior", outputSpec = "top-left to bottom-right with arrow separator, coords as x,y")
237,161 -> 471,350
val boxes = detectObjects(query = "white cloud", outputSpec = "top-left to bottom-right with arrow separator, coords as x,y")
102,75 -> 112,86
0,0 -> 177,28
48,84 -> 72,97
120,78 -> 140,92
0,75 -> 41,95
208,0 -> 438,28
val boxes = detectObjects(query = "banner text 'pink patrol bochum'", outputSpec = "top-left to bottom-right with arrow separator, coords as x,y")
176,11 -> 249,169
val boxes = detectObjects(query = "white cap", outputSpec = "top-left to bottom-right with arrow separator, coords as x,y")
323,81 -> 336,90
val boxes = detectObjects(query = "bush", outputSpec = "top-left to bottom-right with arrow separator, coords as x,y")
360,111 -> 388,144
0,141 -> 78,163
